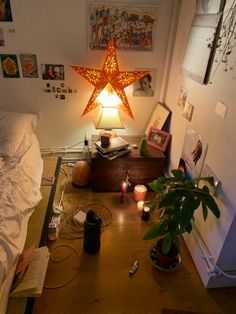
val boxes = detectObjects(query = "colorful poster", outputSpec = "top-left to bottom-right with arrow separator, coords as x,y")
20,54 -> 39,78
41,64 -> 64,80
0,54 -> 20,78
88,4 -> 158,51
178,127 -> 208,180
0,0 -> 13,21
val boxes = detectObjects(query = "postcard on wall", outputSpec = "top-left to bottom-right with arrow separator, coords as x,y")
0,28 -> 5,46
183,101 -> 194,122
0,0 -> 13,21
177,86 -> 188,110
145,102 -> 170,135
88,3 -> 158,51
41,64 -> 64,80
0,54 -> 20,78
179,127 -> 208,180
20,54 -> 39,78
133,68 -> 156,97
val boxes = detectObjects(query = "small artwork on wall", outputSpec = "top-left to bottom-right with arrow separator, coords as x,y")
0,28 -> 5,46
183,101 -> 194,122
0,54 -> 20,78
0,0 -> 13,21
88,3 -> 158,51
41,64 -> 64,80
177,86 -> 188,110
178,127 -> 208,180
133,68 -> 156,97
20,54 -> 39,78
44,82 -> 77,100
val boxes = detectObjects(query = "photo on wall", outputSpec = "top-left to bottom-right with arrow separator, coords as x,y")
0,54 -> 20,78
0,28 -> 5,46
0,0 -> 13,21
41,64 -> 64,80
133,68 -> 156,97
177,85 -> 188,110
178,127 -> 208,180
20,54 -> 39,78
88,3 -> 158,51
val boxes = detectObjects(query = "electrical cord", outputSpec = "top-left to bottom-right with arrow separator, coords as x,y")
44,244 -> 80,289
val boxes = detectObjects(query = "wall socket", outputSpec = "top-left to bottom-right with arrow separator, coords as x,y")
215,101 -> 227,119
201,164 -> 220,195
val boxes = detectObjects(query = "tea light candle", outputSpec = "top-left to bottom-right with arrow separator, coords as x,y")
141,206 -> 150,221
134,185 -> 147,201
137,200 -> 144,213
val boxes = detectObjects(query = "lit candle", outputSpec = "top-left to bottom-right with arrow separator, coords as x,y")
137,200 -> 144,213
134,185 -> 147,202
120,181 -> 127,203
141,206 -> 150,221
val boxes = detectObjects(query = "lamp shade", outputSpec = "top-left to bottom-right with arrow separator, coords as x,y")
95,106 -> 124,129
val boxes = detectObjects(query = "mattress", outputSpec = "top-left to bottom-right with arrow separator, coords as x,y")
0,133 -> 43,290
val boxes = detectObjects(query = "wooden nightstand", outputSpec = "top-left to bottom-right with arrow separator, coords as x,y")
91,135 -> 165,192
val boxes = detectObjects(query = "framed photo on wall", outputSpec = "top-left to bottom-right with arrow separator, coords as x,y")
88,3 -> 158,51
147,127 -> 171,153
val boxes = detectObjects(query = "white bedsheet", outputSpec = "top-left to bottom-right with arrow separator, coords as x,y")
0,133 -> 43,288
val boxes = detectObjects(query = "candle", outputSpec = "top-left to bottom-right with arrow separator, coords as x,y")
120,181 -> 127,203
134,185 -> 147,202
137,200 -> 144,213
141,206 -> 150,221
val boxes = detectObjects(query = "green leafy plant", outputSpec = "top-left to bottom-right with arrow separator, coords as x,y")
143,169 -> 220,255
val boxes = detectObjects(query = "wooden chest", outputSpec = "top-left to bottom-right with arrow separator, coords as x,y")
91,135 -> 165,192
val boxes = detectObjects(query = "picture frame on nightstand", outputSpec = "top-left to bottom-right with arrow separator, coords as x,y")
147,127 -> 171,153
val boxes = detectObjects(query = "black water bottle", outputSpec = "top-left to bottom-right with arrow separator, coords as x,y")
84,210 -> 102,254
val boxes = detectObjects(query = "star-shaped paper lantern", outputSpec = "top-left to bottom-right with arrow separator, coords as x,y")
71,38 -> 150,119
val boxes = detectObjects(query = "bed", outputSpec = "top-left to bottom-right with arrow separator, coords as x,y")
0,111 -> 43,314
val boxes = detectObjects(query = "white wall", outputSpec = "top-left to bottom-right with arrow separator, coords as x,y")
0,0 -> 175,148
165,0 -> 236,287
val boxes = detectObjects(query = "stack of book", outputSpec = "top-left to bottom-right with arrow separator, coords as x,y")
94,136 -> 131,160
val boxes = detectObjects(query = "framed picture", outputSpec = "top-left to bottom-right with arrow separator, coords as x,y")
145,102 -> 171,135
88,3 -> 158,51
147,127 -> 171,152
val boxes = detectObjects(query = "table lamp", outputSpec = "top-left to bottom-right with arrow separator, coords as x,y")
95,83 -> 124,141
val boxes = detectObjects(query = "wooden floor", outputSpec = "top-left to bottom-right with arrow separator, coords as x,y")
32,165 -> 236,314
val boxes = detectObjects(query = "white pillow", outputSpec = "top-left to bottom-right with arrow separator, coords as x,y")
0,111 -> 38,157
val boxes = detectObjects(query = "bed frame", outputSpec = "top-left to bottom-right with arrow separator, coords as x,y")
3,157 -> 62,314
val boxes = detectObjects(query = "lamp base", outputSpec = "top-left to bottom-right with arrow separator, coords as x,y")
99,129 -> 117,147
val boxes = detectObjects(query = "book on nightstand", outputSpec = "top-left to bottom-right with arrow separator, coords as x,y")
10,246 -> 50,298
94,136 -> 129,154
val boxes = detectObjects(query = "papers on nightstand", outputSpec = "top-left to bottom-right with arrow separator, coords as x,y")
96,147 -> 131,160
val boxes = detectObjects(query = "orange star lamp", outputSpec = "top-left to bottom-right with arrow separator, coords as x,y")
71,38 -> 149,119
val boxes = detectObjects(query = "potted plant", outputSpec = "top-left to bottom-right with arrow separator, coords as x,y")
143,169 -> 220,271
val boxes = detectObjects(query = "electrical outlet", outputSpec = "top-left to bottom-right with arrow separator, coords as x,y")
201,164 -> 220,195
215,101 -> 227,119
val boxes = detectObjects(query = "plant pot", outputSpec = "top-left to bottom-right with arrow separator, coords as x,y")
148,240 -> 181,272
